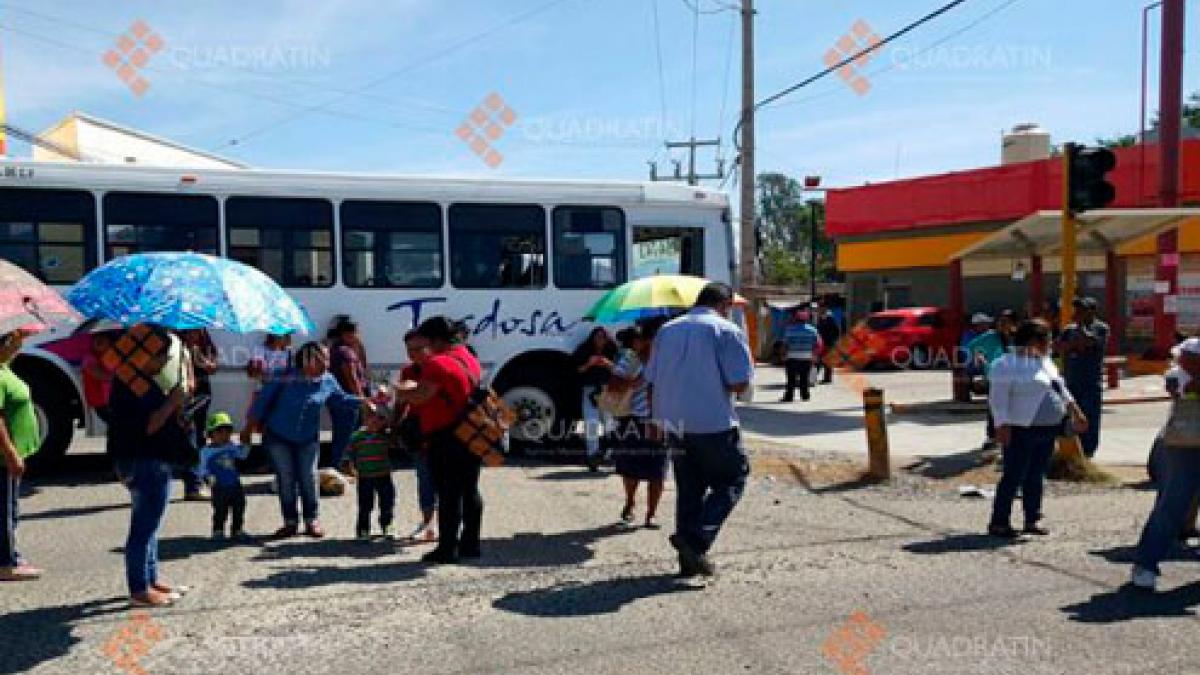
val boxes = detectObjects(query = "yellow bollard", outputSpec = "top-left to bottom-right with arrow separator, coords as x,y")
862,388 -> 890,480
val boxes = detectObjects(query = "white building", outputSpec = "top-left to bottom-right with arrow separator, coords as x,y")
33,111 -> 246,169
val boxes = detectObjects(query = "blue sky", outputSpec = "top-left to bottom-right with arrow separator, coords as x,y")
1,0 -> 1198,189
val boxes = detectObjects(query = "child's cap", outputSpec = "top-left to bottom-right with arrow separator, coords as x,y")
206,411 -> 235,434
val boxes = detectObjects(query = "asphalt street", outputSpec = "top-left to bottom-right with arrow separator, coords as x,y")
3,438 -> 1200,674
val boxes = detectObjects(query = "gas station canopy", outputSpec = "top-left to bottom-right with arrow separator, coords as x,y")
950,208 -> 1200,261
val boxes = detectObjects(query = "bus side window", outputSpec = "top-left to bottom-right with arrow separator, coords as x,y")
449,204 -> 546,290
553,206 -> 625,289
341,200 -> 443,288
103,192 -> 218,259
226,197 -> 334,288
0,187 -> 96,284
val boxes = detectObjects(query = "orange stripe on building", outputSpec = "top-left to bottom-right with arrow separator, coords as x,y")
1118,217 -> 1200,255
837,232 -> 990,272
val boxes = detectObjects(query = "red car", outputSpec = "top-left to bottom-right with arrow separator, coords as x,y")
850,307 -> 960,369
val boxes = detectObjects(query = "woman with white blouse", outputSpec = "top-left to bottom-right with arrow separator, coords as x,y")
987,319 -> 1088,539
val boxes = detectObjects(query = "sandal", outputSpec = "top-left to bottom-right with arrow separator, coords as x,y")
0,564 -> 42,581
620,503 -> 635,525
130,590 -> 174,608
305,521 -> 326,539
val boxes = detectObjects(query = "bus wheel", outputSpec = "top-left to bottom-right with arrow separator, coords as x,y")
502,385 -> 559,445
24,382 -> 76,473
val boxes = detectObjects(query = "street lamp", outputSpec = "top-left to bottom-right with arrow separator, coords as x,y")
803,176 -> 823,302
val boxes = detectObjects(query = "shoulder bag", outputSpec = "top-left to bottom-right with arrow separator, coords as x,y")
441,354 -> 515,467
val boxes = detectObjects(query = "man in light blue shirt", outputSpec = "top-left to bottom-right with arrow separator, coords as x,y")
644,282 -> 753,578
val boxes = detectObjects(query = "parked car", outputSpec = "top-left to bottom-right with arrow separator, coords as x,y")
851,307 -> 960,369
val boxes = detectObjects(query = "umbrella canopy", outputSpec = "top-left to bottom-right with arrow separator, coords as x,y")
66,252 -> 315,334
583,274 -> 744,323
0,259 -> 81,335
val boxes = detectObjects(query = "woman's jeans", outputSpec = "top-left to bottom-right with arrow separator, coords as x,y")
581,386 -> 608,459
265,432 -> 320,526
429,432 -> 483,556
1135,443 -> 1200,574
1,466 -> 22,568
116,458 -> 172,595
329,406 -> 360,469
414,451 -> 437,515
989,425 -> 1058,528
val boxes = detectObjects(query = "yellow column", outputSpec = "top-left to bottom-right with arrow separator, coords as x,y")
1061,145 -> 1076,325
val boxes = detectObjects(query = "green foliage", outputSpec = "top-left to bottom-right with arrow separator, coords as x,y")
755,172 -> 836,287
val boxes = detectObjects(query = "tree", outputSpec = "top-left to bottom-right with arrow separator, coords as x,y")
755,172 -> 837,287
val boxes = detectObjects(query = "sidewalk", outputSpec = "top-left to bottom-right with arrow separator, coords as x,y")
739,366 -> 1169,467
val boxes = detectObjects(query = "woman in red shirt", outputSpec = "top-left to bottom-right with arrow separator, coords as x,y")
396,316 -> 483,564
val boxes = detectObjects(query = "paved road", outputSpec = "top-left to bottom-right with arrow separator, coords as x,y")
740,366 -> 1168,466
3,446 -> 1200,674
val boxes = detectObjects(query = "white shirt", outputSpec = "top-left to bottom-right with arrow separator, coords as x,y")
988,352 -> 1074,428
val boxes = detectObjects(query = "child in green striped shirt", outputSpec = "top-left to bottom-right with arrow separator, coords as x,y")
343,405 -> 396,541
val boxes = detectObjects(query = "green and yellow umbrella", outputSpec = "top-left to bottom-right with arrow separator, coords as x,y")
583,274 -> 743,323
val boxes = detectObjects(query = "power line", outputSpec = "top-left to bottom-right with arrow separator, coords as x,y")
734,0 -> 974,150
218,0 -> 580,148
680,0 -> 737,15
716,9 -> 737,159
761,0 -> 1026,112
650,0 -> 670,158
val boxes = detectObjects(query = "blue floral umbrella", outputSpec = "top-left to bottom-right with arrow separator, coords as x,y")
66,252 -> 315,334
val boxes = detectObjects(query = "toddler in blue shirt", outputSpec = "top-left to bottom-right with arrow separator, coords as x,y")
199,411 -> 250,540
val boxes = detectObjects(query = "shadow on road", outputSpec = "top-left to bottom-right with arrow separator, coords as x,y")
112,535 -> 262,562
1062,582 -> 1200,623
903,448 -> 997,479
1088,544 -> 1198,565
474,524 -> 637,569
0,597 -> 127,675
242,560 -> 428,590
251,537 -> 407,562
22,501 -> 130,522
902,533 -> 1025,555
492,573 -> 700,617
532,470 -> 613,482
739,407 -> 867,436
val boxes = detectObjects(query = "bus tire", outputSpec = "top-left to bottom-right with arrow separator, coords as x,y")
494,354 -> 578,456
14,360 -> 80,474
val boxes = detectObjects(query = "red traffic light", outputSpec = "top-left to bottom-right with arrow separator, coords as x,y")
1067,144 -> 1118,213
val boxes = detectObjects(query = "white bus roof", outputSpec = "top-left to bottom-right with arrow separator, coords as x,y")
0,159 -> 729,208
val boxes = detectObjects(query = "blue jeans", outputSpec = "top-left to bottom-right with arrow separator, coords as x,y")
329,406 -> 360,469
670,428 -> 750,555
117,458 -> 172,595
414,451 -> 437,515
1135,443 -> 1200,574
266,433 -> 320,526
989,425 -> 1058,528
1072,386 -> 1103,458
1,467 -> 22,568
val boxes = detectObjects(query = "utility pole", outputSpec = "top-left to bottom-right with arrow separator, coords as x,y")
1155,0 -> 1185,353
649,138 -> 725,185
738,0 -> 756,294
1061,143 -> 1078,326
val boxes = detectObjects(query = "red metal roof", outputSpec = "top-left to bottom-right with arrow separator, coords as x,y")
826,140 -> 1200,237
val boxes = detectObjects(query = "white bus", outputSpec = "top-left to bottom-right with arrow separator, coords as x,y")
0,160 -> 735,466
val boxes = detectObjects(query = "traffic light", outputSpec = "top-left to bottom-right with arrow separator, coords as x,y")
1066,143 -> 1117,213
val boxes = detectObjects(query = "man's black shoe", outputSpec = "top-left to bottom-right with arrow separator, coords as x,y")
459,546 -> 482,559
421,549 -> 459,565
670,534 -> 714,577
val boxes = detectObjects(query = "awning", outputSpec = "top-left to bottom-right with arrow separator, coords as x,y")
951,208 -> 1200,261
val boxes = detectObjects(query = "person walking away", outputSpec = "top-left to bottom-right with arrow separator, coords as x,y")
967,310 -> 1017,452
343,404 -> 397,541
573,327 -> 618,471
815,306 -> 841,384
1056,297 -> 1109,458
608,323 -> 668,529
82,332 -> 116,426
108,328 -> 193,607
0,330 -> 42,581
987,319 -> 1088,539
959,313 -> 992,368
396,330 -> 437,543
328,316 -> 370,475
242,342 -> 364,539
180,330 -> 217,501
395,317 -> 484,565
1132,338 -> 1200,591
199,412 -> 249,541
645,282 -> 754,577
780,311 -> 821,403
